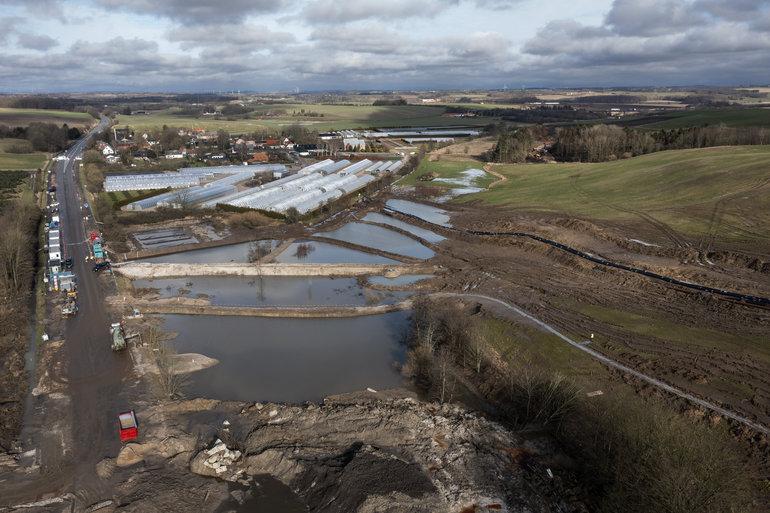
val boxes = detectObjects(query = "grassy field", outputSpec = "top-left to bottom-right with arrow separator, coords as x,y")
455,146 -> 770,246
0,152 -> 48,170
0,138 -> 32,152
633,108 -> 770,129
571,302 -> 769,364
0,108 -> 94,127
117,104 -> 496,133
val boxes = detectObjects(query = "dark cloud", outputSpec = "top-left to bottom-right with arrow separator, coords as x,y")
96,0 -> 291,25
167,24 -> 295,51
520,0 -> 770,85
605,0 -> 701,36
16,32 -> 59,51
0,0 -> 64,18
300,0 -> 457,24
1,0 -> 769,92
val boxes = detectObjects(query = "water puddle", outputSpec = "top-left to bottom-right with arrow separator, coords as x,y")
134,276 -> 410,306
385,199 -> 452,227
433,168 -> 488,187
216,476 -> 307,513
361,213 -> 445,244
162,312 -> 409,403
317,222 -> 435,260
274,240 -> 399,264
141,240 -> 278,264
368,275 -> 433,287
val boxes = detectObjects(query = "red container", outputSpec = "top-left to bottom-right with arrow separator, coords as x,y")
119,427 -> 138,442
118,411 -> 138,442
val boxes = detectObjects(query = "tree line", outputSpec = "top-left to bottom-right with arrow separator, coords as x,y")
490,123 -> 770,163
0,196 -> 41,452
551,124 -> 769,162
0,123 -> 82,152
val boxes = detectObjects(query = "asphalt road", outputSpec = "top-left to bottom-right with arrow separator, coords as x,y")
55,118 -> 134,500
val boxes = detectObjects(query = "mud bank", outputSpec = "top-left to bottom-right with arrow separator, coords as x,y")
130,300 -> 412,318
113,262 -> 434,279
100,393 -> 577,513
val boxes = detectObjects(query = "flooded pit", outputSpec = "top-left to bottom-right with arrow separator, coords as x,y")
140,240 -> 278,264
162,312 -> 410,403
361,213 -> 445,244
367,275 -> 433,287
133,276 -> 410,306
385,199 -> 452,227
317,222 -> 435,260
274,240 -> 399,264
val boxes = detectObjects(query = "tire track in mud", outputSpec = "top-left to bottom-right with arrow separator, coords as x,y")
697,177 -> 770,255
386,207 -> 770,307
568,176 -> 688,249
437,292 -> 770,437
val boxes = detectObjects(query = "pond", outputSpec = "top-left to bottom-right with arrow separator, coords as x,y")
133,276 -> 410,306
384,199 -> 452,227
140,240 -> 278,264
317,223 -> 435,260
367,275 -> 433,287
273,240 -> 400,264
162,312 -> 410,403
361,213 -> 445,244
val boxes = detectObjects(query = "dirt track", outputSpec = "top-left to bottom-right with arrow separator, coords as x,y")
381,197 -> 770,432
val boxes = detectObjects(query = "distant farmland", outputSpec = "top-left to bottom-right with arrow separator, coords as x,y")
630,108 -> 770,129
0,108 -> 95,127
116,104 -> 495,133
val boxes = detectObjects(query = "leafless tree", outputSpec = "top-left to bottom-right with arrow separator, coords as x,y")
145,326 -> 186,400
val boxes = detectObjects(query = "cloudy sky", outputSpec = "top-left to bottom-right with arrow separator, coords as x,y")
1,0 -> 769,92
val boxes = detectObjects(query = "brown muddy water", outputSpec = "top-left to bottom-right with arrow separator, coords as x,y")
317,222 -> 435,260
273,239 -> 400,264
140,240 -> 279,264
385,199 -> 452,227
362,212 -> 445,244
134,276 -> 411,306
162,312 -> 410,403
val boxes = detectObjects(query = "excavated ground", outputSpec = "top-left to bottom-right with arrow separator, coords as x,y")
384,197 -> 770,430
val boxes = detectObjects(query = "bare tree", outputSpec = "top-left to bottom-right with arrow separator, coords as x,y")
145,326 -> 186,400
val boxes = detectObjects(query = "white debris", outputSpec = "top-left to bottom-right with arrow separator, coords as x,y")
268,409 -> 278,417
366,387 -> 378,393
222,420 -> 231,426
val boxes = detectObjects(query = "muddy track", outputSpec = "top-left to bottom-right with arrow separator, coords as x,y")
438,292 -> 770,436
386,207 -> 770,307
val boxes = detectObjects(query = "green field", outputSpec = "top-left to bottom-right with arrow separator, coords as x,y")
0,152 -> 48,170
419,147 -> 770,248
633,108 -> 770,129
117,104 -> 495,133
0,108 -> 94,127
0,138 -> 32,152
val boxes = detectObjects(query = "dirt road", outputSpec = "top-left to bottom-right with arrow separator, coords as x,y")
438,292 -> 770,437
47,120 -> 133,503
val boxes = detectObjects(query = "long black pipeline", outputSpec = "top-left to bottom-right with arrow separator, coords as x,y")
385,208 -> 770,308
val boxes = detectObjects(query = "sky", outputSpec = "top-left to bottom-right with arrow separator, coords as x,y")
0,0 -> 769,92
